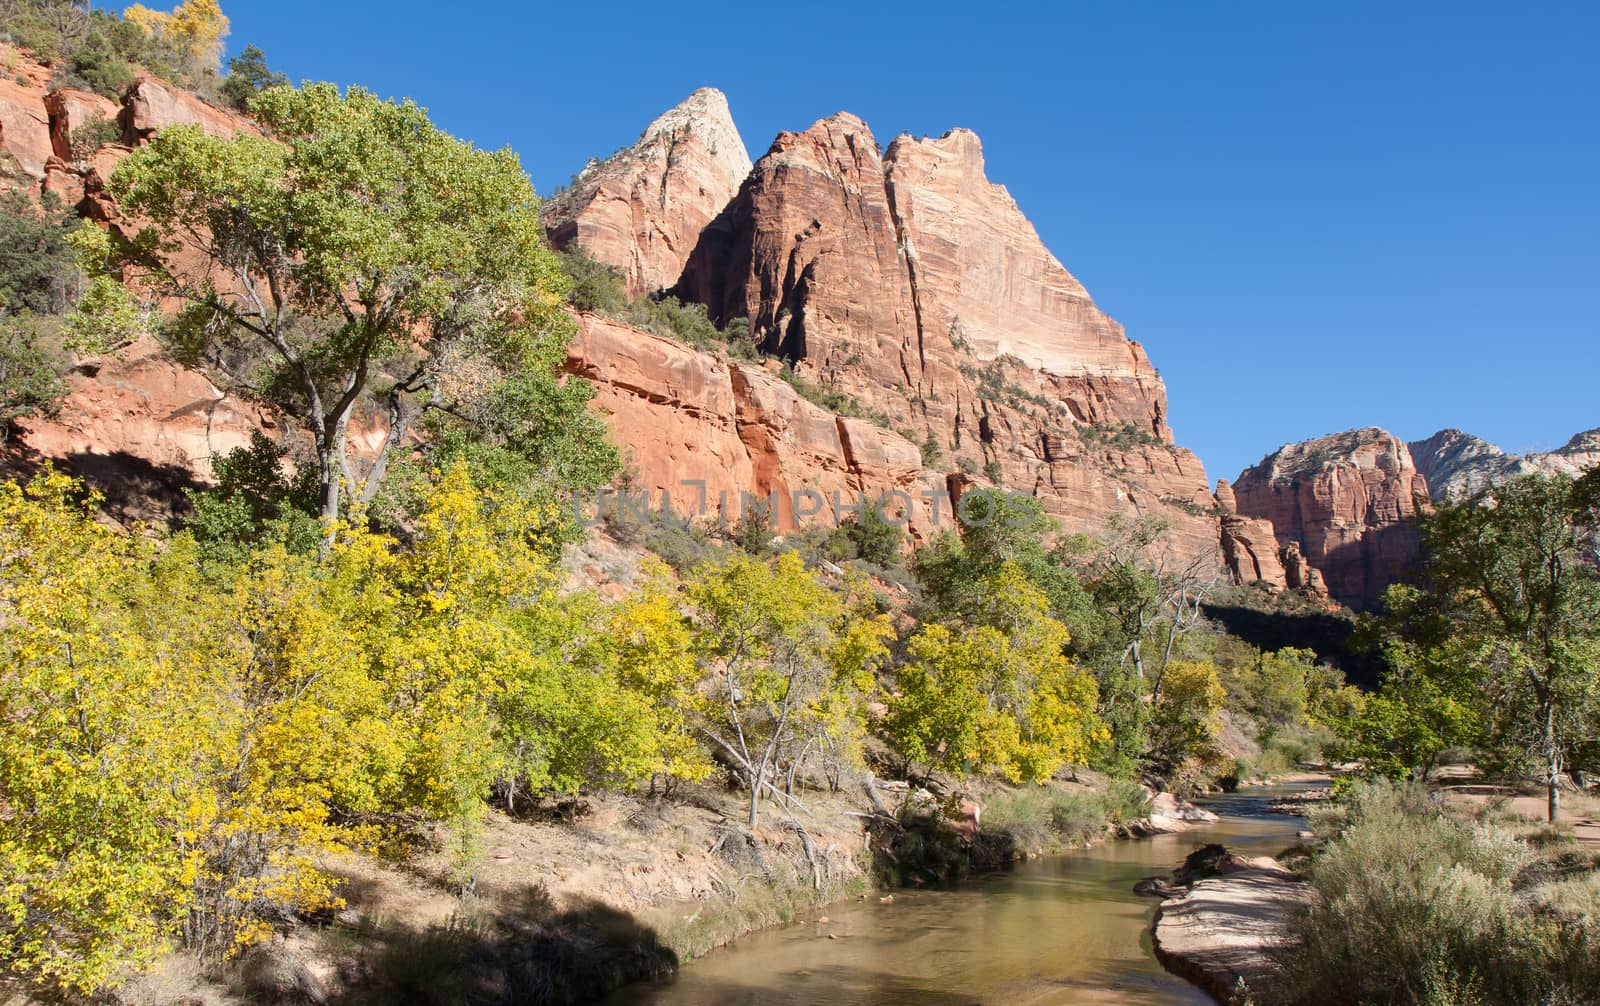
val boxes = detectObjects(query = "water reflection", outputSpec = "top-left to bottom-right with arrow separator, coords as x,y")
605,787 -> 1309,1006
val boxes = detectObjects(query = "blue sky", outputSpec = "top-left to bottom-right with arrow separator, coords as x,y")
217,1 -> 1597,482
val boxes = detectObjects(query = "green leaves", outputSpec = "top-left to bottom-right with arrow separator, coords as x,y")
87,82 -> 605,524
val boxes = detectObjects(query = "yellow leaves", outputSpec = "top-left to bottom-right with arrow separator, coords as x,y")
887,564 -> 1104,784
123,0 -> 230,69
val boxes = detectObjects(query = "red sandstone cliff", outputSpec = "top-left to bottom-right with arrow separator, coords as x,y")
1232,428 -> 1429,609
6,53 -> 1301,592
541,88 -> 751,300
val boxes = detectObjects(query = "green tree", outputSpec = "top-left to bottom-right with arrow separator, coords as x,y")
217,43 -> 287,110
887,564 -> 1105,783
0,319 -> 66,440
0,191 -> 78,317
84,82 -> 596,526
1410,473 -> 1600,820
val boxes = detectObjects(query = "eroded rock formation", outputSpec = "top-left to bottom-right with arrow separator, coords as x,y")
565,313 -> 946,535
1233,428 -> 1429,609
0,55 -> 252,208
671,112 -> 1234,573
542,88 -> 751,300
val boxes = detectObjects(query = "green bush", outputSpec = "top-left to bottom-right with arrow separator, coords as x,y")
825,501 -> 907,568
1101,778 -> 1153,824
66,112 -> 120,162
0,317 -> 66,437
1269,779 -> 1600,1006
65,30 -> 134,99
641,513 -> 723,573
557,245 -> 628,315
3,13 -> 63,64
984,786 -> 1118,851
0,190 -> 78,316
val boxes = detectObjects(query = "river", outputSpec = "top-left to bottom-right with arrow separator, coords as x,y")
604,786 -> 1309,1006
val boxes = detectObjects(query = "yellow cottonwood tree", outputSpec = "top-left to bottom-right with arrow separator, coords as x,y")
886,563 -> 1105,783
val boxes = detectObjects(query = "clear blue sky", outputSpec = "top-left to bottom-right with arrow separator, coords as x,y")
216,0 -> 1598,482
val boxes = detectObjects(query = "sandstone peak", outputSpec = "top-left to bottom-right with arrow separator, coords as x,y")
542,88 -> 752,298
1411,426 -> 1600,501
634,87 -> 749,170
1234,427 -> 1429,609
1243,426 -> 1409,483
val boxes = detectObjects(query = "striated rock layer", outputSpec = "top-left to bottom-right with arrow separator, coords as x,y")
542,88 -> 751,300
1233,428 -> 1429,609
668,112 -> 1247,577
1410,427 -> 1600,501
565,313 -> 946,535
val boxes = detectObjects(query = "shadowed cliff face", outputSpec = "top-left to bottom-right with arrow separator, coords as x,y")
542,88 -> 752,301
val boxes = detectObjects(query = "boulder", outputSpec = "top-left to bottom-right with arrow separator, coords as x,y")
121,77 -> 260,143
1153,866 -> 1310,1001
0,74 -> 52,187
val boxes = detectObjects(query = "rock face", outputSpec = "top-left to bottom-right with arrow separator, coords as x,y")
0,73 -> 53,189
673,113 -> 1240,575
542,88 -> 751,299
120,77 -> 259,144
565,313 -> 946,535
11,338 -> 277,522
1410,427 -> 1600,501
1216,480 -> 1292,589
44,88 -> 120,163
1233,428 -> 1430,609
0,51 -> 250,209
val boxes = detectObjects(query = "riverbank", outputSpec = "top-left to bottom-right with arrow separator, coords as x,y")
72,773 -> 1224,1006
1152,776 -> 1600,1006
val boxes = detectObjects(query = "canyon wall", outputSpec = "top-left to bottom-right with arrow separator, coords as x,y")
1232,428 -> 1429,609
591,103 -> 1265,579
7,60 -> 1308,591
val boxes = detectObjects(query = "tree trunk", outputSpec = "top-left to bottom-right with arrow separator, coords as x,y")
1545,701 -> 1561,823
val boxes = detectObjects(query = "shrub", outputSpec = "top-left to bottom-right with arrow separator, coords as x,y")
1101,777 -> 1153,824
0,317 -> 66,438
1269,779 -> 1600,1006
0,190 -> 78,316
557,244 -> 627,315
66,111 -> 121,162
641,512 -> 723,573
827,500 -> 907,568
65,29 -> 134,98
984,786 -> 1114,852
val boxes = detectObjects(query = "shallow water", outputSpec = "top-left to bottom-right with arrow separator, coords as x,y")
605,787 -> 1309,1006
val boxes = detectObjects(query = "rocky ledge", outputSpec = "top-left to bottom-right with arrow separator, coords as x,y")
1146,846 -> 1309,1003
